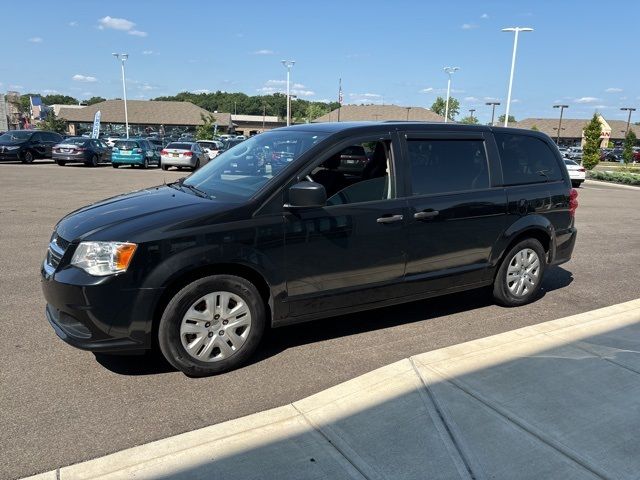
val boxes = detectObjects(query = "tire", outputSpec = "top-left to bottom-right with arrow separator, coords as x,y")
492,238 -> 546,307
193,160 -> 200,171
112,163 -> 119,168
56,160 -> 66,166
142,158 -> 149,169
22,150 -> 34,164
88,155 -> 98,167
161,164 -> 169,171
571,181 -> 582,188
158,275 -> 266,376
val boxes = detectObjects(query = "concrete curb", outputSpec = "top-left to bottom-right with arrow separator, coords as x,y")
585,179 -> 640,190
22,299 -> 640,480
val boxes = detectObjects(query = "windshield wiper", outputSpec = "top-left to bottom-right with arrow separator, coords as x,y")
181,183 -> 212,199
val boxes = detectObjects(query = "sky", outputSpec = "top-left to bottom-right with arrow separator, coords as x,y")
1,0 -> 638,125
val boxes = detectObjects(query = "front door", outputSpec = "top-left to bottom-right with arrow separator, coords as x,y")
401,133 -> 507,294
284,135 -> 408,317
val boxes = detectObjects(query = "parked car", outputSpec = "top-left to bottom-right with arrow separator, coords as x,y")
104,134 -> 123,147
53,137 -> 112,167
566,147 -> 582,161
111,138 -> 160,168
633,147 -> 640,162
196,140 -> 222,160
160,142 -> 208,171
41,122 -> 577,376
601,147 -> 623,162
0,130 -> 63,163
563,159 -> 586,187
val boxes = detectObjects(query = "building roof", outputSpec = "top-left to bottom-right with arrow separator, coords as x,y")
313,104 -> 446,123
231,114 -> 280,123
514,117 -> 640,140
58,100 -> 231,127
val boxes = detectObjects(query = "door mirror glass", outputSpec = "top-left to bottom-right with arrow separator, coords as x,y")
286,181 -> 326,209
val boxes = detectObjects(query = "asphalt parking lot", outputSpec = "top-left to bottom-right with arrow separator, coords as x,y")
1,161 -> 639,479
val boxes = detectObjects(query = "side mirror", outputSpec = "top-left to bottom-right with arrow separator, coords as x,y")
285,181 -> 326,209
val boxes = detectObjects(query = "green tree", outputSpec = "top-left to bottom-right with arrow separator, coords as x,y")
430,96 -> 459,120
195,114 -> 216,140
622,129 -> 637,164
305,103 -> 329,122
531,124 -> 539,131
41,94 -> 78,106
38,111 -> 67,134
459,115 -> 478,124
582,114 -> 602,170
498,114 -> 516,124
86,96 -> 106,105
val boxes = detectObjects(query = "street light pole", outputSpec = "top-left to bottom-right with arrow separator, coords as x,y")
469,108 -> 476,119
620,107 -> 636,136
486,101 -> 500,126
281,60 -> 295,126
553,104 -> 569,144
443,66 -> 459,123
112,53 -> 129,138
406,107 -> 411,121
502,27 -> 533,127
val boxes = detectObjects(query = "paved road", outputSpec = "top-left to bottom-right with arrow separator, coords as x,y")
1,163 -> 638,479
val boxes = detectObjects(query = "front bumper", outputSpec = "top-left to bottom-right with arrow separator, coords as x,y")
42,265 -> 161,353
0,151 -> 21,161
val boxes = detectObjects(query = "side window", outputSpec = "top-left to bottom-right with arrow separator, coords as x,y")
309,139 -> 394,206
407,139 -> 489,195
31,133 -> 43,143
495,133 -> 562,185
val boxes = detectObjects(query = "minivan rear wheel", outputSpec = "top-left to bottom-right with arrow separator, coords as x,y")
493,238 -> 546,307
158,275 -> 266,376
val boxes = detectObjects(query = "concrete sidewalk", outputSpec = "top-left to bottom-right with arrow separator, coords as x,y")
25,299 -> 640,480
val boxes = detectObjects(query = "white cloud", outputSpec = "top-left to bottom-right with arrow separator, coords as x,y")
82,91 -> 92,96
98,16 -> 135,31
72,74 -> 98,83
484,96 -> 500,102
480,13 -> 489,19
420,87 -> 434,93
140,83 -> 156,91
464,96 -> 480,102
511,98 -> 521,103
68,21 -> 78,27
142,50 -> 154,55
348,93 -> 383,104
252,49 -> 274,55
605,87 -> 623,93
593,105 -> 609,109
128,30 -> 147,37
257,79 -> 315,97
42,89 -> 60,94
28,37 -> 43,43
8,84 -> 24,90
575,96 -> 600,104
461,23 -> 478,30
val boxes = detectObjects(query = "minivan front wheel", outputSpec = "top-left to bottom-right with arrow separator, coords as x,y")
158,275 -> 266,376
493,238 -> 546,307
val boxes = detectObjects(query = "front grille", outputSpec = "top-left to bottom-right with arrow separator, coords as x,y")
45,233 -> 69,272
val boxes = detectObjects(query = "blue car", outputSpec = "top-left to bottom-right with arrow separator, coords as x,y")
111,138 -> 160,168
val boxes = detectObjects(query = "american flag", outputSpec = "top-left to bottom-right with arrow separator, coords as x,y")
338,78 -> 343,105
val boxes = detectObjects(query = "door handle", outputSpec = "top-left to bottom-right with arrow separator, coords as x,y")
377,214 -> 404,224
413,210 -> 439,220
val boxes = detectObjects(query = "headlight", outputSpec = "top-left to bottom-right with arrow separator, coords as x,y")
71,242 -> 137,276
6,146 -> 20,151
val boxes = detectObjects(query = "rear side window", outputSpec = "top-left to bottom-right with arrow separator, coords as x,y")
495,133 -> 562,185
407,139 -> 489,195
114,141 -> 139,149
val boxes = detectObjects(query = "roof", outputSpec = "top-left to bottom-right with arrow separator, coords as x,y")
284,121 -> 493,135
514,117 -> 640,140
606,120 -> 640,139
58,100 -> 231,127
231,114 -> 280,123
313,104 -> 446,123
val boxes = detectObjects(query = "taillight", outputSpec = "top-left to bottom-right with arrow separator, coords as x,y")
578,168 -> 585,172
569,188 -> 578,217
183,151 -> 193,157
160,149 -> 168,155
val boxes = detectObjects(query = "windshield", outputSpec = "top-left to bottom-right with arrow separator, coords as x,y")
114,140 -> 140,149
0,131 -> 33,143
183,130 -> 327,200
58,138 -> 87,146
564,159 -> 578,166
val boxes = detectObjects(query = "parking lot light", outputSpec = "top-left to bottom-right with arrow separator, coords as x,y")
281,60 -> 295,127
553,104 -> 569,144
502,27 -> 533,127
486,101 -> 501,126
443,67 -> 459,123
620,107 -> 637,136
112,53 -> 130,138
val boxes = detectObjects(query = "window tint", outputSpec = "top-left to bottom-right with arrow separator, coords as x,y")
407,139 -> 489,195
495,133 -> 562,185
167,142 -> 194,150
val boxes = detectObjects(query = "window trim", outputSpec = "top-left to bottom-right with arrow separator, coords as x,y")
403,136 -> 492,197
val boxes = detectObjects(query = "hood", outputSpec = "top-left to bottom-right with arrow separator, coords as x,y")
55,185 -> 238,242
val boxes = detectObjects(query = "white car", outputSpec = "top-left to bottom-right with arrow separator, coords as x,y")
104,135 -> 123,147
564,159 -> 585,187
196,140 -> 222,160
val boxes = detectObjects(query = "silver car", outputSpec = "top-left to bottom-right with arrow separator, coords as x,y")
160,142 -> 208,171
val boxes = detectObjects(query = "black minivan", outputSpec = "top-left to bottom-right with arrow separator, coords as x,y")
42,122 -> 578,376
